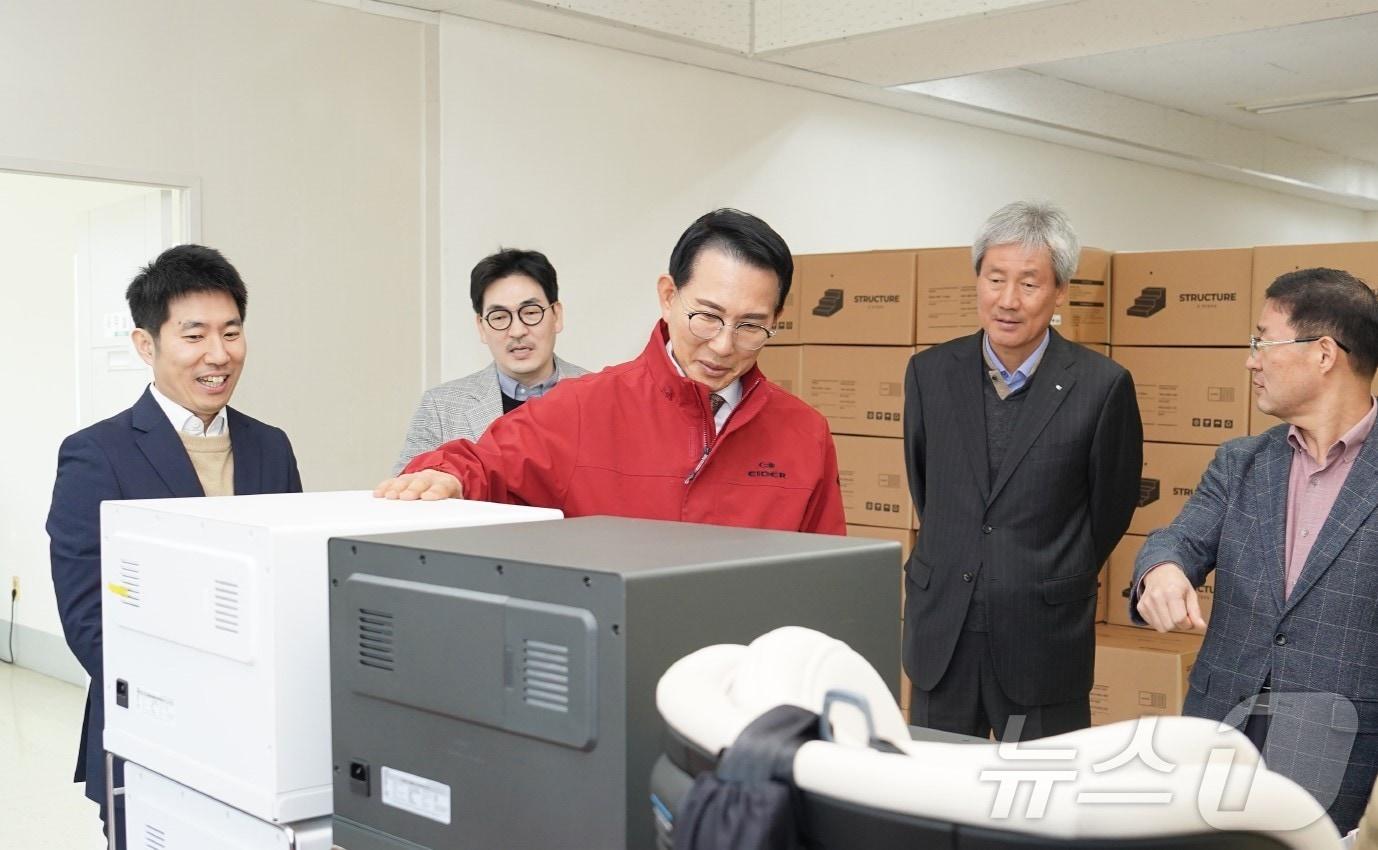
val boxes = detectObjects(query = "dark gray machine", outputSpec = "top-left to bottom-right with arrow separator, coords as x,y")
327,516 -> 899,850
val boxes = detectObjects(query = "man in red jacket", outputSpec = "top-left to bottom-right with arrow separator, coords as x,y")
375,208 -> 844,535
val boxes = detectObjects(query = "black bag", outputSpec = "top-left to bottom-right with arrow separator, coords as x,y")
672,705 -> 821,850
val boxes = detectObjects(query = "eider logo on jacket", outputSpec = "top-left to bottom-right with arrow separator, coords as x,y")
748,461 -> 787,479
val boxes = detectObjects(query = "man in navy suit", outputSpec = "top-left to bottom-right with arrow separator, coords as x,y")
47,245 -> 301,848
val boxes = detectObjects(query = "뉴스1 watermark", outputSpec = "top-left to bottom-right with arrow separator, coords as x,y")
976,694 -> 1354,830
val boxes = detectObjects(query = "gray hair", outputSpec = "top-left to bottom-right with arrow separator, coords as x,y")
972,201 -> 1080,287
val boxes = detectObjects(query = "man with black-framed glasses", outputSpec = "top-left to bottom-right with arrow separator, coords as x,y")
376,208 -> 845,535
1132,266 -> 1378,834
392,248 -> 586,473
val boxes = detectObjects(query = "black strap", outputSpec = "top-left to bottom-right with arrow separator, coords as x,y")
715,705 -> 821,784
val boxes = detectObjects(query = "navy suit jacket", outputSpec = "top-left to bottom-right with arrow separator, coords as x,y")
46,388 -> 301,803
1133,425 -> 1378,833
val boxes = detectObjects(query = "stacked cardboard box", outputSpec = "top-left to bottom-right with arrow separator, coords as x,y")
794,250 -> 921,720
1098,249 -> 1244,724
794,251 -> 919,533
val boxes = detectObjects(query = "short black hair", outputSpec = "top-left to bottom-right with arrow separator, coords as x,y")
667,209 -> 793,312
469,249 -> 558,314
1266,267 -> 1378,377
126,244 -> 248,338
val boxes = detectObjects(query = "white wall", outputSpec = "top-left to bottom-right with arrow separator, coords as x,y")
0,0 -> 433,659
1,0 -> 434,493
439,15 -> 1371,376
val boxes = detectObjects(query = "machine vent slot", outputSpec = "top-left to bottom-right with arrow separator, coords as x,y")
211,579 -> 241,634
358,608 -> 396,671
144,823 -> 167,850
522,639 -> 570,712
119,561 -> 142,608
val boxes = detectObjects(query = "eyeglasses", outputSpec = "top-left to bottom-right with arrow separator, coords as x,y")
1248,335 -> 1350,355
484,303 -> 553,331
682,306 -> 775,352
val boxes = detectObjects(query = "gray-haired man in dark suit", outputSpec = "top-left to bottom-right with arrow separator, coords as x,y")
903,201 -> 1142,741
393,248 -> 586,473
1134,267 -> 1378,833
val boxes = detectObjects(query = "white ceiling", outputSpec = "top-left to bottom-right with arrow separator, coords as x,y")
376,0 -> 1378,208
1025,13 -> 1378,164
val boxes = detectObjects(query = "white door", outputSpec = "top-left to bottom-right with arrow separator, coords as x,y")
74,190 -> 180,426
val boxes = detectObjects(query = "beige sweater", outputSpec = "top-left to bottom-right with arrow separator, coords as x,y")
178,433 -> 235,497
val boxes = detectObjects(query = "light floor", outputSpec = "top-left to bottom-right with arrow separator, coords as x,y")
0,662 -> 106,849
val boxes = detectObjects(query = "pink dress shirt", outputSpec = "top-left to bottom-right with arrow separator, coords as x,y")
1283,399 -> 1378,599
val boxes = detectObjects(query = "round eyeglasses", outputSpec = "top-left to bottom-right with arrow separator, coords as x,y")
484,303 -> 553,331
683,309 -> 774,352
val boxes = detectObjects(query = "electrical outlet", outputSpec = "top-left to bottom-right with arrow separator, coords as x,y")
9,576 -> 17,601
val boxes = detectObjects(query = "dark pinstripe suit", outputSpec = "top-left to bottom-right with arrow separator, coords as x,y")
1133,426 -> 1378,833
902,330 -> 1142,730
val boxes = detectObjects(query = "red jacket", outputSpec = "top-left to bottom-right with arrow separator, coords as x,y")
405,322 -> 845,534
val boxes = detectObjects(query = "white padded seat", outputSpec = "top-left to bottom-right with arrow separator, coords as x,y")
656,626 -> 1343,850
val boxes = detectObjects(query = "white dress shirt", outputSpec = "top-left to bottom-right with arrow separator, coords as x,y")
148,383 -> 229,438
665,342 -> 741,432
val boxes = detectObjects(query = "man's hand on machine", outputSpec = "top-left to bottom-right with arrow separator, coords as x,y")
374,469 -> 464,501
1136,563 -> 1207,633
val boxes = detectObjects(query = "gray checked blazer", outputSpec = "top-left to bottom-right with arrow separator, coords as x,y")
392,355 -> 587,474
1132,424 -> 1378,833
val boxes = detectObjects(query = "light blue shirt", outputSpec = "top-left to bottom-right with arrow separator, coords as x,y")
982,330 -> 1050,396
496,361 -> 563,402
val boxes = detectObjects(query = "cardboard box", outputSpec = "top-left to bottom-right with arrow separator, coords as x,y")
1055,248 -> 1112,344
1091,624 -> 1201,725
799,252 -> 916,345
756,344 -> 802,396
834,435 -> 913,530
1083,344 -> 1110,357
1252,242 -> 1378,310
914,247 -> 979,345
1113,347 -> 1250,444
1111,249 -> 1252,346
1131,442 -> 1216,535
1105,535 -> 1213,633
801,346 -> 911,438
772,269 -> 804,344
848,524 -> 915,620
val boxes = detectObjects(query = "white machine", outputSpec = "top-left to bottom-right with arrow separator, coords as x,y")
125,762 -> 331,850
101,491 -> 560,826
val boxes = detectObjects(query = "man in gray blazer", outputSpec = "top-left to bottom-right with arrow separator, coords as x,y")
1134,267 -> 1378,834
903,201 -> 1142,741
393,248 -> 587,473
